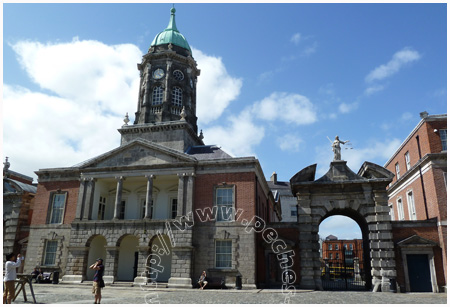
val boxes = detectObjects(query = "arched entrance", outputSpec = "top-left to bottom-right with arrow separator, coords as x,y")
117,235 -> 139,281
148,234 -> 172,282
290,161 -> 396,292
319,213 -> 370,291
86,235 -> 107,281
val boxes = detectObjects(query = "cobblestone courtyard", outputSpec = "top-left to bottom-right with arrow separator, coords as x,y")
12,283 -> 447,304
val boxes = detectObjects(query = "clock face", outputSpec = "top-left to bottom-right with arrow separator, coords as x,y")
153,68 -> 165,79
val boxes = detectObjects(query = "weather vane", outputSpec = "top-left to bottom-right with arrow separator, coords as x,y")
327,136 -> 352,161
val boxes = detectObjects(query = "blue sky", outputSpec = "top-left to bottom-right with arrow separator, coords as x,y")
3,3 -> 447,239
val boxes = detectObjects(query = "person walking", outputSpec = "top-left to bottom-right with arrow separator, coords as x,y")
3,253 -> 22,304
89,258 -> 104,304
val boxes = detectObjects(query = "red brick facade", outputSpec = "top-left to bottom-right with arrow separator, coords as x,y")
31,180 -> 80,225
385,113 -> 447,290
392,221 -> 446,292
194,172 -> 257,223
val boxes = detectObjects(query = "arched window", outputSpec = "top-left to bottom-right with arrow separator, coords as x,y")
172,87 -> 183,107
151,86 -> 163,105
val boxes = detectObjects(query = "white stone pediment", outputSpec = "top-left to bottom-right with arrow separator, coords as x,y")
76,138 -> 196,169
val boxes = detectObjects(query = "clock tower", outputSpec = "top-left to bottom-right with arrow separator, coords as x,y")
119,7 -> 204,152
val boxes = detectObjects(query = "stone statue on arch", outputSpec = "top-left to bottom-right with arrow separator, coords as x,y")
328,135 -> 349,161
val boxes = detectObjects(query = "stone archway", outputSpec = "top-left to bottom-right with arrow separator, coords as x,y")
117,235 -> 139,281
86,235 -> 107,281
290,161 -> 396,292
319,210 -> 371,290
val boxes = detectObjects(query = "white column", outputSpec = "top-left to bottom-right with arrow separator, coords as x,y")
144,175 -> 155,219
82,178 -> 96,220
114,176 -> 125,220
75,179 -> 87,220
186,173 -> 195,214
177,173 -> 186,217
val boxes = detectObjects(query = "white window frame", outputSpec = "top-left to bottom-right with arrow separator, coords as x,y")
439,129 -> 447,151
330,253 -> 333,260
388,203 -> 394,221
119,199 -> 126,220
151,86 -> 163,105
335,244 -> 339,250
395,163 -> 400,180
171,86 -> 183,107
397,197 -> 405,221
170,197 -> 178,219
43,240 -> 58,266
48,192 -> 67,224
290,206 -> 297,217
215,240 -> 232,269
405,151 -> 411,170
406,190 -> 417,220
98,195 -> 107,220
139,198 -> 147,219
215,185 -> 235,222
349,244 -> 353,251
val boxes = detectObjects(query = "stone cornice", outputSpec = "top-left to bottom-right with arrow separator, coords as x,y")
387,152 -> 446,194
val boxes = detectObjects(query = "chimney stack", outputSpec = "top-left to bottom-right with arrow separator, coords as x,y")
271,172 -> 277,184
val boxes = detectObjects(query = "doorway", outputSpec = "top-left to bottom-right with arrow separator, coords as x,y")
406,254 -> 432,292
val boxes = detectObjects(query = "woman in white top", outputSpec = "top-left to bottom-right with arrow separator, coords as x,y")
3,253 -> 22,304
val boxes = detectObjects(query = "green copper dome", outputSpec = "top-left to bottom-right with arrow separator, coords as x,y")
150,7 -> 191,52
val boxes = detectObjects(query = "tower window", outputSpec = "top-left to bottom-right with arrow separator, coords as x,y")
173,70 -> 184,81
172,87 -> 183,107
151,86 -> 163,105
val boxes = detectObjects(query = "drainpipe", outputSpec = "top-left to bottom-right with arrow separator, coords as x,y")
416,135 -> 429,220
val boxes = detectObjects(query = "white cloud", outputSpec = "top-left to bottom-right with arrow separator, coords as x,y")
4,39 -> 245,179
302,42 -> 318,56
290,33 -> 302,45
12,38 -> 141,115
365,47 -> 421,83
252,92 -> 317,125
204,91 -> 317,157
277,134 -> 303,152
401,112 -> 413,121
192,47 -> 242,125
338,102 -> 358,113
3,85 -> 122,179
202,110 -> 265,157
364,84 -> 385,96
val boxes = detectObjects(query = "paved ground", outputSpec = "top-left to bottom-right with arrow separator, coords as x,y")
13,283 -> 447,304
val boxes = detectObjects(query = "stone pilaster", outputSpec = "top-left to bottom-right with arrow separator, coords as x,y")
297,191 -> 321,290
113,176 -> 125,220
62,246 -> 89,283
167,246 -> 193,288
370,190 -> 396,292
104,246 -> 119,284
134,246 -> 151,285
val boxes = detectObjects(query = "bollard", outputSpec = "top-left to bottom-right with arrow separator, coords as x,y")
52,271 -> 60,284
235,274 -> 242,290
389,278 -> 397,293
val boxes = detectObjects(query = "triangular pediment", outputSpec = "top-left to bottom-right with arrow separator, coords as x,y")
75,138 -> 196,169
397,235 -> 438,247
